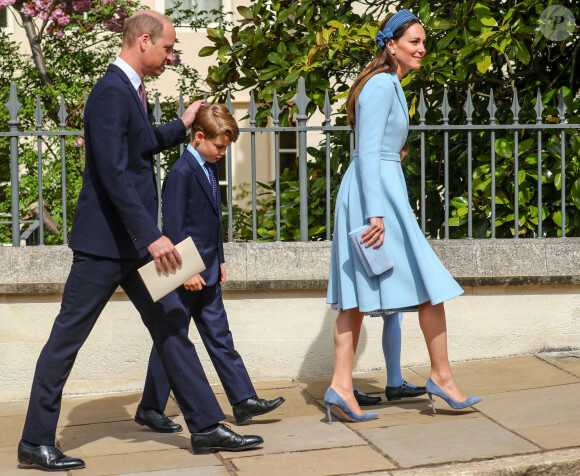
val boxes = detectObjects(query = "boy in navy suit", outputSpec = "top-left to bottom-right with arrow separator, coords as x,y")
137,104 -> 285,430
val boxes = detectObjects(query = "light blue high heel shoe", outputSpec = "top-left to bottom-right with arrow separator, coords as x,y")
426,378 -> 482,413
324,387 -> 379,423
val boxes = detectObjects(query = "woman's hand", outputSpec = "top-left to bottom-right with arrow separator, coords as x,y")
360,217 -> 385,248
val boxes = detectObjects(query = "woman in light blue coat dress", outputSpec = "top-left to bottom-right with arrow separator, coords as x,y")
324,10 -> 482,423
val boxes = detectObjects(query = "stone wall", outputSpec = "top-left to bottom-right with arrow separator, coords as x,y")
1,239 -> 579,401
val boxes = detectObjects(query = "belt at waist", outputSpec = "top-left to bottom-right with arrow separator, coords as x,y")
351,153 -> 400,163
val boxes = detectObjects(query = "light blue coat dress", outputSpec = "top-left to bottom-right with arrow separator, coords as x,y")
327,72 -> 463,313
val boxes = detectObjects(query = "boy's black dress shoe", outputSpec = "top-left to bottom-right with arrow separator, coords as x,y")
134,405 -> 183,433
353,388 -> 382,406
233,396 -> 285,424
385,381 -> 427,401
18,440 -> 85,471
191,424 -> 263,454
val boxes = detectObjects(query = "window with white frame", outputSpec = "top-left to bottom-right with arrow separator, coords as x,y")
165,0 -> 223,23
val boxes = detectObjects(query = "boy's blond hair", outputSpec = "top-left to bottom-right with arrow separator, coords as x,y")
192,104 -> 239,142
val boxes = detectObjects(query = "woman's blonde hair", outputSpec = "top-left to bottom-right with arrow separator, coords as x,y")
192,104 -> 239,142
346,15 -> 421,130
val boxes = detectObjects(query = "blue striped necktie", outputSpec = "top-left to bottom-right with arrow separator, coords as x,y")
204,162 -> 217,207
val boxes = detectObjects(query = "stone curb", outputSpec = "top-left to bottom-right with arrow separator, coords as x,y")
1,238 -> 580,293
373,447 -> 580,476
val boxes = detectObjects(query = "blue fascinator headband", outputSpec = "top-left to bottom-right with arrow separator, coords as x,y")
375,9 -> 419,48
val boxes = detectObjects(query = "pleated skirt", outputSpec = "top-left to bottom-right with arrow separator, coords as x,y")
326,157 -> 463,313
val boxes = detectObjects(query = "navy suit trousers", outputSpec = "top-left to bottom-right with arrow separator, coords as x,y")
22,252 -> 225,445
141,283 -> 255,411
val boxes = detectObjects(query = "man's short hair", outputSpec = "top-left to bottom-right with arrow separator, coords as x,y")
192,104 -> 240,143
123,11 -> 170,46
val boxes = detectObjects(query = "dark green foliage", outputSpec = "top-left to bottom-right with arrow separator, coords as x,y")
201,0 -> 580,240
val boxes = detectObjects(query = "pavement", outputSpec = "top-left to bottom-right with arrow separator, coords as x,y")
1,351 -> 579,476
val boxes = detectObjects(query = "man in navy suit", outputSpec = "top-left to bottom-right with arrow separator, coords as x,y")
18,11 -> 262,472
137,105 -> 284,432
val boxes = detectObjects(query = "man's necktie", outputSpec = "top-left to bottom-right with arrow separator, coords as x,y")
138,82 -> 147,112
204,162 -> 218,208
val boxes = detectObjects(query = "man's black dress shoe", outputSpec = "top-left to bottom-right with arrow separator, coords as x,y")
385,381 -> 427,401
18,440 -> 85,471
191,424 -> 263,454
134,405 -> 183,433
353,388 -> 382,406
233,396 -> 285,424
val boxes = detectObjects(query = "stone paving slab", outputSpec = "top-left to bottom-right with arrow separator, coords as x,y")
384,447 -> 580,476
56,420 -> 191,457
476,383 -> 580,449
229,446 -> 396,476
412,355 -> 579,395
0,415 -> 25,448
120,468 -> 229,476
211,380 -> 297,394
341,400 -> 481,431
219,415 -> 365,457
214,388 -> 312,426
73,449 -> 220,476
295,369 -> 423,400
0,399 -> 28,417
539,350 -> 580,378
361,416 -> 539,468
1,447 -> 39,476
2,355 -> 580,475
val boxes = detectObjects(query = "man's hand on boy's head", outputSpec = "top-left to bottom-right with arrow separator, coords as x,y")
220,264 -> 227,284
180,99 -> 206,130
184,273 -> 206,291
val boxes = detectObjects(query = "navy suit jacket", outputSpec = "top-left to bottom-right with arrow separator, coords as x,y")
69,64 -> 186,259
162,149 -> 224,286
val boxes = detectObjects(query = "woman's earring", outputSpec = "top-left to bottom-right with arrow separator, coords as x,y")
388,48 -> 396,55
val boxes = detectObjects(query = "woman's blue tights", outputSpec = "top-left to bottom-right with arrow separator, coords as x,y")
381,312 -> 419,389
382,312 -> 405,387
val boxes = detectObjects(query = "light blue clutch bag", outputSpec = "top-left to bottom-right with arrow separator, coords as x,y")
348,224 -> 394,277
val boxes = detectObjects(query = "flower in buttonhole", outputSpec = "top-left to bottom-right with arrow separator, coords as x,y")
171,53 -> 181,66
74,136 -> 84,148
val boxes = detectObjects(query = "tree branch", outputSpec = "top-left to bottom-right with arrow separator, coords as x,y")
11,2 -> 53,88
19,12 -> 52,87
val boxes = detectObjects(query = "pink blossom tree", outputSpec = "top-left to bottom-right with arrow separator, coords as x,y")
0,0 -> 132,87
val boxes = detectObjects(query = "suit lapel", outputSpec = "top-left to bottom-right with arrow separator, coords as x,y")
184,150 -> 219,215
391,75 -> 409,126
108,64 -> 157,148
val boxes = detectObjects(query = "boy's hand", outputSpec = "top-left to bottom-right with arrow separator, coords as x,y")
220,264 -> 227,284
184,273 -> 206,291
